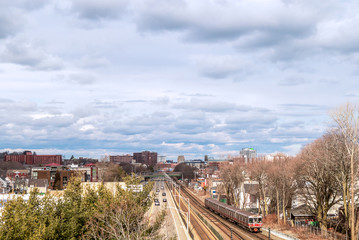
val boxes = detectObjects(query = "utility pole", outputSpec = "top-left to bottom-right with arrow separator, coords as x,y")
179,185 -> 181,210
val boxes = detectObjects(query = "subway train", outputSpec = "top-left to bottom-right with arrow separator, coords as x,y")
205,198 -> 262,232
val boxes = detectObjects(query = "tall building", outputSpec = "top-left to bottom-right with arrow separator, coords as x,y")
177,155 -> 185,163
4,151 -> 62,165
133,151 -> 158,166
239,148 -> 257,163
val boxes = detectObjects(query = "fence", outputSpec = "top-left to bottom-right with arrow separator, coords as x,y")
289,221 -> 346,240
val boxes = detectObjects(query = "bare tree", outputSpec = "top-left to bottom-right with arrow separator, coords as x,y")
248,160 -> 270,216
85,202 -> 165,240
297,135 -> 340,230
100,155 -> 110,162
275,155 -> 298,224
173,163 -> 197,180
325,131 -> 352,234
267,158 -> 283,224
219,162 -> 245,207
331,103 -> 359,239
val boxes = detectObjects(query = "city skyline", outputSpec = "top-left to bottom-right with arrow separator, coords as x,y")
1,0 -> 359,159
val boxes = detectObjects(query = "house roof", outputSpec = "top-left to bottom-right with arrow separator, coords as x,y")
291,204 -> 314,217
44,163 -> 61,167
84,163 -> 96,167
6,169 -> 29,174
28,179 -> 48,188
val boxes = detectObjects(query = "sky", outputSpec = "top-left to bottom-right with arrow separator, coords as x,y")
1,0 -> 359,160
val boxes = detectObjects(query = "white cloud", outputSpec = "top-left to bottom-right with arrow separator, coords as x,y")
282,144 -> 303,155
1,0 -> 357,158
192,54 -> 251,79
80,124 -> 95,132
0,40 -> 64,70
161,141 -> 204,151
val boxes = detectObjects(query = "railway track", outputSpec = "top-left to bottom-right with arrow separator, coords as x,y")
166,182 -> 217,240
178,182 -> 269,240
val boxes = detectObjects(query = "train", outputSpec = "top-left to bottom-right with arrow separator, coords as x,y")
205,198 -> 262,232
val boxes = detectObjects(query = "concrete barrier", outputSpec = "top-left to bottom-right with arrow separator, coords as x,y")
262,227 -> 299,240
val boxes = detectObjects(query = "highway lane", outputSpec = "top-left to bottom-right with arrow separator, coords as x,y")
150,178 -> 189,239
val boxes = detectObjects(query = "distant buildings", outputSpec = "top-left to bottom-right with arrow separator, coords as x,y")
239,148 -> 257,163
133,151 -> 157,166
69,163 -> 99,182
157,155 -> 166,163
206,157 -> 230,170
0,150 -> 102,193
6,169 -> 30,180
27,179 -> 48,193
265,153 -> 288,162
110,154 -> 133,164
4,151 -> 62,165
155,162 -> 177,172
177,155 -> 185,163
34,168 -> 85,190
0,178 -> 11,193
32,163 -> 98,190
183,159 -> 206,169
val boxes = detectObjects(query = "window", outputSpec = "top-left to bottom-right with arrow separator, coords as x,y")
249,218 -> 253,223
63,176 -> 68,186
33,172 -> 38,179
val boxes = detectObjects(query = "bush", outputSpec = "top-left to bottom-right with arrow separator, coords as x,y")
0,177 -> 164,240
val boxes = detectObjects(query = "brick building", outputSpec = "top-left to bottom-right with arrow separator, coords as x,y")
4,151 -> 62,165
35,169 -> 85,190
32,163 -> 98,189
6,169 -> 30,180
69,163 -> 98,182
133,151 -> 157,166
110,154 -> 133,164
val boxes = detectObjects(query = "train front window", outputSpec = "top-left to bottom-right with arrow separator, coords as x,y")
251,218 -> 262,223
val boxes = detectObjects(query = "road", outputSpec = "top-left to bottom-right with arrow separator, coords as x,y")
148,179 -> 190,239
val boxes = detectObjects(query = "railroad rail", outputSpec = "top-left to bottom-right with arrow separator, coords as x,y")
166,181 -> 217,240
178,182 -> 269,240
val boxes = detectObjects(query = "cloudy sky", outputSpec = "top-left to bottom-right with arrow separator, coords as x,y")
1,0 -> 358,160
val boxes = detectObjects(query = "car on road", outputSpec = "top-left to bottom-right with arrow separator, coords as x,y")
155,202 -> 160,206
161,186 -> 164,190
156,189 -> 160,192
162,192 -> 166,196
154,198 -> 159,202
163,199 -> 167,202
